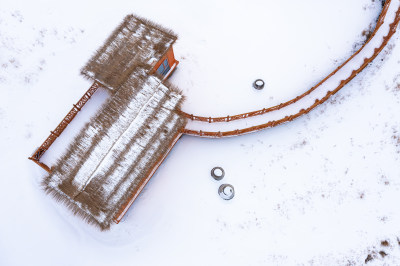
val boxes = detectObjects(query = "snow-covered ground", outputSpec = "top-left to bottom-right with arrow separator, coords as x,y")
1,0 -> 400,265
185,0 -> 400,134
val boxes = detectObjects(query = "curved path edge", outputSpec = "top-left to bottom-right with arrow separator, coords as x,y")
182,0 -> 400,138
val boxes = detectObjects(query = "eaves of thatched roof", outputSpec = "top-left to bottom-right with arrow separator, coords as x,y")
81,14 -> 178,90
43,68 -> 186,230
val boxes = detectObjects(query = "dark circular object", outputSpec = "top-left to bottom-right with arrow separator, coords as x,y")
253,79 -> 265,90
218,184 -> 235,200
211,167 -> 225,180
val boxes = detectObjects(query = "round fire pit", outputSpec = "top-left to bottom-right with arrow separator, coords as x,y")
253,79 -> 265,90
211,166 -> 225,181
218,184 -> 235,200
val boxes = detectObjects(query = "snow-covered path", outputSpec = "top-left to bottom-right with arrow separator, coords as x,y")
183,0 -> 400,137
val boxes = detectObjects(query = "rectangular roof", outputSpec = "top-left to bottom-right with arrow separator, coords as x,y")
81,14 -> 178,90
43,69 -> 186,230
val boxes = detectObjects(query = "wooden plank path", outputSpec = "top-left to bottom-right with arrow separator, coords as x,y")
29,81 -> 101,172
29,0 -> 400,171
182,0 -> 400,138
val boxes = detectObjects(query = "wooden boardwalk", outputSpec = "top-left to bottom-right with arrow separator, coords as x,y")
29,81 -> 100,172
29,1 -> 400,170
181,0 -> 400,138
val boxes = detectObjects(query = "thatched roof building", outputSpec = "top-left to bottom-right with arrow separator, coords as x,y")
81,14 -> 179,89
42,14 -> 186,230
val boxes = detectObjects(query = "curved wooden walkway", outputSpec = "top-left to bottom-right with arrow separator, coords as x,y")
182,0 -> 400,138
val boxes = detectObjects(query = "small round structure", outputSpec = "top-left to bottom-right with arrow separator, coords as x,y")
218,184 -> 235,200
253,79 -> 265,90
211,167 -> 225,181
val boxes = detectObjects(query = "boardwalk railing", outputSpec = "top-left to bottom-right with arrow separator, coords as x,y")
183,1 -> 400,138
29,81 -> 101,172
180,0 -> 392,124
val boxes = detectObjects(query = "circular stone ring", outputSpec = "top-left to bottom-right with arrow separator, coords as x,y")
211,167 -> 225,180
218,184 -> 235,200
253,79 -> 265,90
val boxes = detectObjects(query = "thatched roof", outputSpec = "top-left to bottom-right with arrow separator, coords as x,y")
43,68 -> 186,230
81,14 -> 178,90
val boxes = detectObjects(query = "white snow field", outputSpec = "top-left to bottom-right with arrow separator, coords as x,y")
184,0 -> 400,134
1,0 -> 400,265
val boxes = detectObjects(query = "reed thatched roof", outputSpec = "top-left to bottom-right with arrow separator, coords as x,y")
43,68 -> 186,230
81,14 -> 178,90
41,14 -> 186,230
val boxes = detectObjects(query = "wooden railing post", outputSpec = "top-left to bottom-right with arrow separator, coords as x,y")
29,81 -> 101,171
